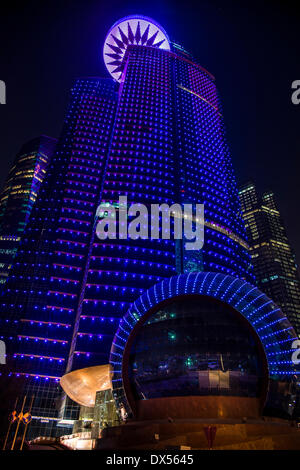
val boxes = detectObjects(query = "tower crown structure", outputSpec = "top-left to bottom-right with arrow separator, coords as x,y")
103,15 -> 171,81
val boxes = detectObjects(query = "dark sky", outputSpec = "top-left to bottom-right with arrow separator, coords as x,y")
0,0 -> 299,259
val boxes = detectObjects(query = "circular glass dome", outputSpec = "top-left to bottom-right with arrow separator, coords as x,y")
128,296 -> 266,401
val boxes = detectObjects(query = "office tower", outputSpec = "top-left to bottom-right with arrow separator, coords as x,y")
0,15 -> 252,438
239,181 -> 300,335
0,136 -> 56,285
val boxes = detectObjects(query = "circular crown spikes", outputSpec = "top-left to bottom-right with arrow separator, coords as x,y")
103,15 -> 171,82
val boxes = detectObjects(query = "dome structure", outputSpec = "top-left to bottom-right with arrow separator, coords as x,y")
110,272 -> 300,420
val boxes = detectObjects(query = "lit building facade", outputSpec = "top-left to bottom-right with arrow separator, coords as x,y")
239,182 -> 300,336
1,15 -> 255,438
0,136 -> 56,285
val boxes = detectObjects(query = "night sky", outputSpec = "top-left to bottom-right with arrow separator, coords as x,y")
0,0 -> 299,260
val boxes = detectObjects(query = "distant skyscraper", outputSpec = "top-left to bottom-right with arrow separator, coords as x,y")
239,181 -> 300,335
0,136 -> 56,284
0,15 -> 254,438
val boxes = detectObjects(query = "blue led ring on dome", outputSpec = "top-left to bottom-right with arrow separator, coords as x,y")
110,272 -> 300,417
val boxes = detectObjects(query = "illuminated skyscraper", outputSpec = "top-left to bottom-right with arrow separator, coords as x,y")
0,15 -> 254,438
239,181 -> 300,335
0,136 -> 56,285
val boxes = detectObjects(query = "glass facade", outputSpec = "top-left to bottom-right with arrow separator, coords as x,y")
239,182 -> 300,335
73,390 -> 119,438
129,296 -> 264,400
0,136 -> 56,285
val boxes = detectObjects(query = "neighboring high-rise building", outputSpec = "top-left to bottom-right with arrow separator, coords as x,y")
239,181 -> 300,335
0,136 -> 56,284
0,15 -> 255,439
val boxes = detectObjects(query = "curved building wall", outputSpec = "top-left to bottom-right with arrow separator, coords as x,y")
73,44 -> 178,372
73,45 -> 253,374
172,51 -> 251,277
